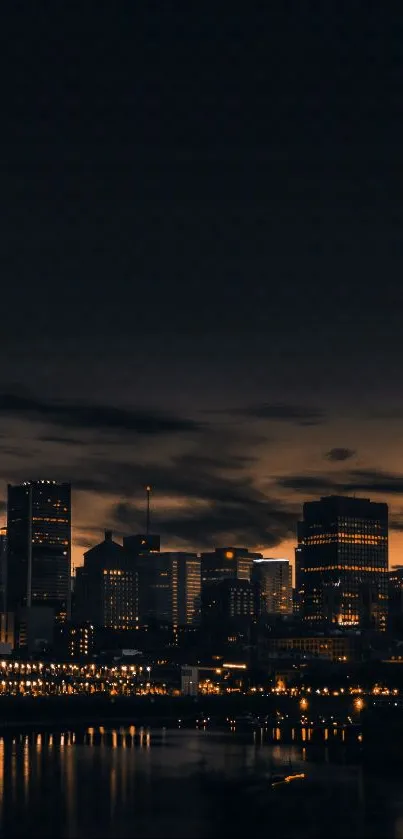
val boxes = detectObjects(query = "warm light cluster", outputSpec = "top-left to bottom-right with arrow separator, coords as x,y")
0,660 -> 158,697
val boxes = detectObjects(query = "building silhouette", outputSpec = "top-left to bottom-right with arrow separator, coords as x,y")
201,547 -> 263,586
124,548 -> 201,627
0,527 -> 9,644
6,481 -> 71,648
252,558 -> 292,615
297,495 -> 388,632
294,537 -> 304,614
202,578 -> 255,628
388,565 -> 403,633
74,531 -> 138,630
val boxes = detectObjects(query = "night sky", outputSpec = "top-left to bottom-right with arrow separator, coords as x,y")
2,3 -> 403,573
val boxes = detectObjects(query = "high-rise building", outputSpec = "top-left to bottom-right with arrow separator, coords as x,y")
297,496 -> 388,632
127,551 -> 201,626
74,531 -> 138,630
201,547 -> 263,586
388,566 -> 403,632
7,481 -> 71,624
176,553 -> 201,626
0,527 -> 13,647
252,558 -> 292,615
202,578 -> 255,626
0,527 -> 7,618
295,535 -> 304,606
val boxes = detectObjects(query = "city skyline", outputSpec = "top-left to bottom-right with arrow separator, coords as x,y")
3,5 -> 403,572
0,468 -> 402,575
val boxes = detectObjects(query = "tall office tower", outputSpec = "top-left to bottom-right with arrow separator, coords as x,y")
297,496 -> 388,632
7,481 -> 71,622
0,527 -> 12,646
202,578 -> 255,627
295,526 -> 304,608
74,531 -> 138,630
131,552 -> 201,626
175,553 -> 201,626
0,527 -> 7,616
388,566 -> 403,632
201,547 -> 263,586
252,558 -> 292,616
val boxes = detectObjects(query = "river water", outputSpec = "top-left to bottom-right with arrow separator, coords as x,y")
0,726 -> 401,838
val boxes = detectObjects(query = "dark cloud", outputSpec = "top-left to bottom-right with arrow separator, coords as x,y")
389,514 -> 403,532
71,424 -> 265,500
345,469 -> 403,496
0,390 -> 202,436
110,496 -> 298,551
222,403 -> 325,426
0,445 -> 40,460
72,524 -> 107,550
276,475 -> 335,493
38,435 -> 88,447
73,459 -> 260,504
276,467 -> 403,499
64,426 -> 298,550
367,408 -> 403,420
173,446 -> 258,474
177,454 -> 256,470
325,447 -> 356,462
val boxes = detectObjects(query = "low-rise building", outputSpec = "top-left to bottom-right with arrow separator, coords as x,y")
266,634 -> 362,663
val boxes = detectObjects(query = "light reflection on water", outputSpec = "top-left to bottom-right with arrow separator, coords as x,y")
0,728 -> 399,837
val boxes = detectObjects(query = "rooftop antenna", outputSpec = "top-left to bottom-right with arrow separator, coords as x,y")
146,485 -> 151,535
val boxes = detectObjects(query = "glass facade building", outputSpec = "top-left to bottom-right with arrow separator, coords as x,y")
297,496 -> 388,632
202,578 -> 255,626
201,547 -> 263,586
7,481 -> 71,622
175,554 -> 201,626
252,558 -> 293,615
131,552 -> 201,627
388,565 -> 403,631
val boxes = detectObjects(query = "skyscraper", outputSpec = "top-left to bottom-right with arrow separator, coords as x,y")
201,547 -> 263,586
125,549 -> 201,626
0,527 -> 7,618
388,566 -> 403,632
297,496 -> 388,632
7,481 -> 71,623
74,531 -> 138,630
252,558 -> 292,615
175,553 -> 201,626
0,527 -> 12,647
201,578 -> 255,627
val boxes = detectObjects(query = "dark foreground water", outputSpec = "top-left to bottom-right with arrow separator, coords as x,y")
0,727 -> 402,838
